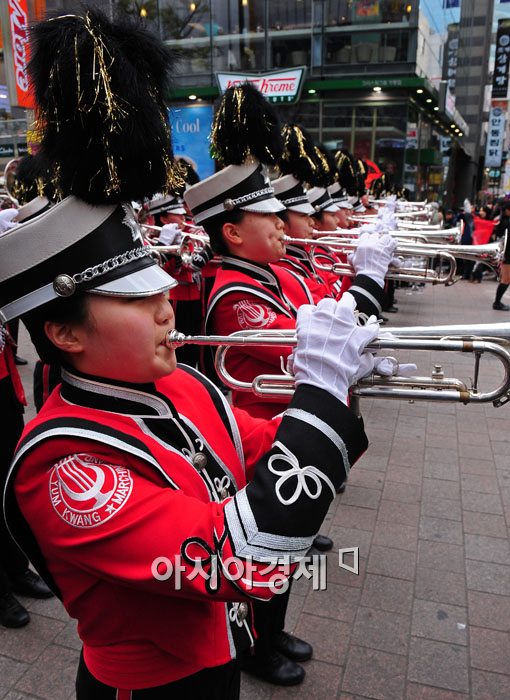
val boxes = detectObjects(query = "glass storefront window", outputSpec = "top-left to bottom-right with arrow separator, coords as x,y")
324,28 -> 410,67
374,104 -> 408,183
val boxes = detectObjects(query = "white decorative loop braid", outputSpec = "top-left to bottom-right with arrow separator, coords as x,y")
228,602 -> 243,627
268,441 -> 336,506
214,475 -> 231,494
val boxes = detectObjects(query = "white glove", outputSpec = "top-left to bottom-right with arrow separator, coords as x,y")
373,356 -> 417,377
0,208 -> 18,235
159,223 -> 182,246
291,293 -> 380,405
348,232 -> 400,287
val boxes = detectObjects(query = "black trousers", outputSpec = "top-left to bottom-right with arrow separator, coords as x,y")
0,377 -> 27,595
76,652 -> 240,700
249,583 -> 292,656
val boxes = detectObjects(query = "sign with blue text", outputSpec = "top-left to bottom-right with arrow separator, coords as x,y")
168,105 -> 215,181
485,106 -> 506,168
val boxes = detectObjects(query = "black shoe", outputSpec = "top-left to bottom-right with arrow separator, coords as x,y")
379,316 -> 389,324
0,592 -> 30,628
336,481 -> 346,493
9,570 -> 54,599
14,355 -> 28,366
493,302 -> 510,311
312,534 -> 333,552
273,631 -> 313,662
386,306 -> 399,313
240,649 -> 305,686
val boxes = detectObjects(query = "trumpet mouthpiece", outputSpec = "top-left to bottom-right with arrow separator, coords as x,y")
166,330 -> 187,348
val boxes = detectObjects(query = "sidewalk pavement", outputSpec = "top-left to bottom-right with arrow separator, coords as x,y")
1,278 -> 510,699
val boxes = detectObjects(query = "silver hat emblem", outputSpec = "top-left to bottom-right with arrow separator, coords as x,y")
53,274 -> 76,297
224,199 -> 235,211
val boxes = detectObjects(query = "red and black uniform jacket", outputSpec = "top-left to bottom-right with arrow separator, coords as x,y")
207,256 -> 384,418
4,364 -> 367,689
206,256 -> 313,418
276,243 -> 337,303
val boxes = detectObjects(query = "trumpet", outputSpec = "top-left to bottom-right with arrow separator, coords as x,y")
284,236 -> 457,284
166,323 -> 510,410
142,224 -> 210,245
313,228 -> 462,244
388,239 -> 504,272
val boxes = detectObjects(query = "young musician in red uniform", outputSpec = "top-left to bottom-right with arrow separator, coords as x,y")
0,10 -> 386,697
184,151 -> 400,685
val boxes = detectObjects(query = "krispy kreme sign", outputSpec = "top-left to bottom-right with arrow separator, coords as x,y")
216,68 -> 306,103
0,0 -> 34,109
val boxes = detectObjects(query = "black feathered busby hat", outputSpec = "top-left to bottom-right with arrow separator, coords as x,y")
185,83 -> 285,230
28,7 -> 182,203
0,9 -> 180,337
279,124 -> 336,188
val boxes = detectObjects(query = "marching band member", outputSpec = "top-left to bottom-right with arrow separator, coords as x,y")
184,84 -> 399,686
0,11 -> 386,697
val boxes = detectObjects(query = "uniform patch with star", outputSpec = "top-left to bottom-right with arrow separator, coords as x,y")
49,454 -> 133,528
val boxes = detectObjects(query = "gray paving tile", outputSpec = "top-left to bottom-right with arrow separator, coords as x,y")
464,533 -> 510,564
468,590 -> 510,632
405,683 -> 468,699
462,511 -> 508,537
419,516 -> 463,545
471,670 -> 510,699
338,485 -> 381,510
302,582 -> 361,623
14,645 -> 78,699
417,541 -> 465,574
0,657 -> 28,697
342,645 -> 406,699
377,500 -> 420,527
372,521 -> 418,552
466,559 -> 510,595
328,526 -> 373,559
367,546 -> 416,581
270,659 -> 342,699
407,638 -> 469,693
0,615 -> 65,664
461,491 -> 504,515
293,613 -> 351,665
414,567 -> 466,607
420,496 -> 462,522
351,606 -> 410,655
411,599 -> 467,645
422,478 -> 459,500
470,627 -> 510,675
331,504 -> 377,531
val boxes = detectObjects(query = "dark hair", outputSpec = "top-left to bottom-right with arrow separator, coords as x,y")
277,210 -> 290,225
22,293 -> 90,364
202,209 -> 247,255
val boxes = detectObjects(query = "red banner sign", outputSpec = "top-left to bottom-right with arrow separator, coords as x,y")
7,0 -> 34,108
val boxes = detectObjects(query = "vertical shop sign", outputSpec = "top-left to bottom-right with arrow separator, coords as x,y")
492,19 -> 510,99
442,24 -> 459,95
485,106 -> 506,168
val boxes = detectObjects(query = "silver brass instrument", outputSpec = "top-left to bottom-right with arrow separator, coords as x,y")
284,236 -> 457,284
313,228 -> 461,244
166,323 -> 510,410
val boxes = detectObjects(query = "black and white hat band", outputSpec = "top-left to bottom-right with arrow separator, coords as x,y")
0,196 -> 176,323
184,161 -> 285,225
273,175 -> 314,215
148,194 -> 186,216
307,187 -> 339,213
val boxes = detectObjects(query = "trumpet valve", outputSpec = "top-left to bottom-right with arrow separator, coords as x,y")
431,364 -> 445,380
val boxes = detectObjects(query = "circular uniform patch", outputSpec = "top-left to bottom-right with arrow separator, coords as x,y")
49,454 -> 133,528
234,300 -> 277,329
